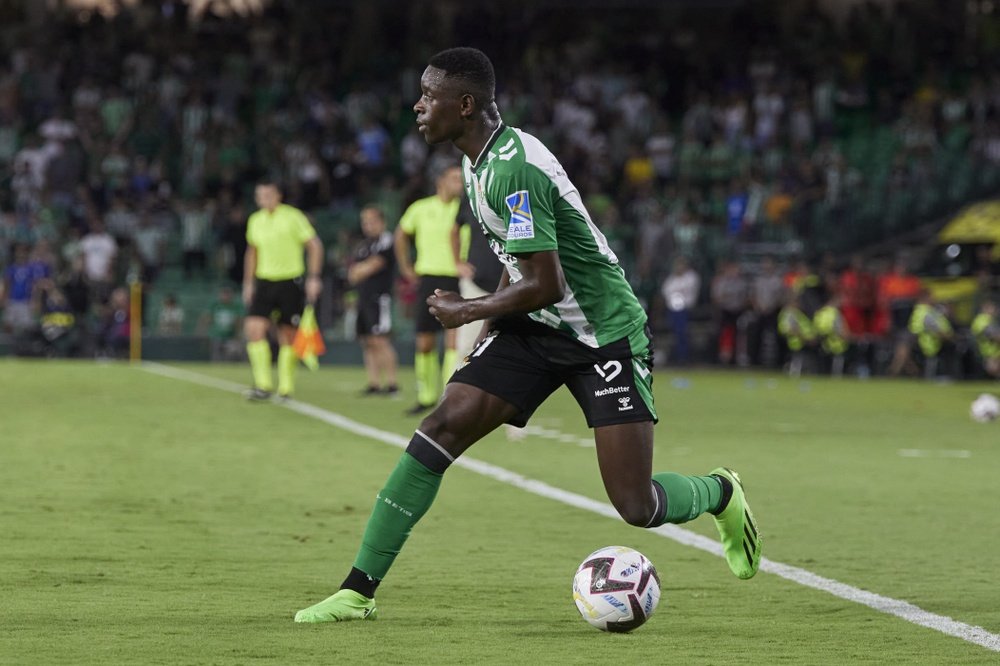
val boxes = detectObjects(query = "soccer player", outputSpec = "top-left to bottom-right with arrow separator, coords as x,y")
348,205 -> 399,396
242,180 -> 323,401
394,165 -> 464,414
294,48 -> 761,623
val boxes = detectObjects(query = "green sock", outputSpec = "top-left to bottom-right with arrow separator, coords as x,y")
247,340 -> 273,391
415,351 -> 439,406
353,452 -> 443,579
652,473 -> 724,524
277,345 -> 296,396
442,349 -> 457,384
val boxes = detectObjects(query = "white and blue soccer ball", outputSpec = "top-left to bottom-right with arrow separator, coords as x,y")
970,393 -> 1000,423
572,546 -> 661,632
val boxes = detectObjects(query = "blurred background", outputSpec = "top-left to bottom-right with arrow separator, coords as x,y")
0,0 -> 998,379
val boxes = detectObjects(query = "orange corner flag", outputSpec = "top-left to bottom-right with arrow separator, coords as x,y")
293,305 -> 326,371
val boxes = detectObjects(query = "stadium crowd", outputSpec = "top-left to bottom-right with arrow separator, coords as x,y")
0,0 -> 998,376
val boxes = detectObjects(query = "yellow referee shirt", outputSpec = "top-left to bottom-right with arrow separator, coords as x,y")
246,204 -> 316,280
398,195 -> 460,277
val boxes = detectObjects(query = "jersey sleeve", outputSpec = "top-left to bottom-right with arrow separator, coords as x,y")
489,163 -> 558,254
293,209 -> 317,242
245,215 -> 257,246
398,202 -> 418,235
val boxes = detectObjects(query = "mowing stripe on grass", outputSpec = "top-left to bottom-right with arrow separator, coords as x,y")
141,362 -> 1000,653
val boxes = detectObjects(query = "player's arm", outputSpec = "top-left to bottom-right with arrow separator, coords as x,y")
242,244 -> 257,305
304,235 -> 323,304
428,250 -> 564,329
347,254 -> 387,285
394,225 -> 416,282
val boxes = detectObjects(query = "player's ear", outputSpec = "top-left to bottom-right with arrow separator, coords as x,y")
460,93 -> 477,119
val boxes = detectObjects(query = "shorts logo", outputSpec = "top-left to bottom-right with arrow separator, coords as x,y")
505,191 -> 535,240
594,385 -> 629,397
618,396 -> 633,412
593,360 -> 622,382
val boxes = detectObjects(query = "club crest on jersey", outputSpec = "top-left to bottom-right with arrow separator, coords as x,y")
504,190 -> 535,239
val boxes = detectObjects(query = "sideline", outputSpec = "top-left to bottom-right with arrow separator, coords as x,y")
141,362 -> 1000,653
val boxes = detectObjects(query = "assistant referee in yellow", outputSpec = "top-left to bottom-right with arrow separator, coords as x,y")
394,164 -> 464,414
242,180 -> 323,401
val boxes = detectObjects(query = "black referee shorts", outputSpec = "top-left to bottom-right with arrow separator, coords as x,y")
416,275 -> 460,333
249,277 -> 306,327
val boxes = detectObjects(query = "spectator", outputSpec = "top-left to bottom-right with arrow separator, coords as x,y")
813,292 -> 850,376
178,198 -> 211,279
98,286 -> 131,358
971,301 -> 1000,378
778,292 -> 816,377
711,260 -> 749,365
198,284 -> 244,361
132,212 -> 166,284
157,293 -> 185,336
33,278 -> 80,357
661,256 -> 701,365
2,243 -> 43,334
79,218 -> 117,302
749,257 -> 785,367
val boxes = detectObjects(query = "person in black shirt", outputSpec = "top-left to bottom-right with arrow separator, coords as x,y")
348,205 -> 399,395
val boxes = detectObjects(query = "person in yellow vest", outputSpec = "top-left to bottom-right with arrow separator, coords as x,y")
972,300 -> 1000,378
242,180 -> 323,401
394,164 -> 464,415
813,293 -> 850,376
778,292 -> 815,377
906,289 -> 953,379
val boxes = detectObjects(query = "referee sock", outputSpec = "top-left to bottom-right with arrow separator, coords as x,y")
442,348 -> 458,382
414,351 -> 439,406
277,344 -> 296,396
348,431 -> 452,589
651,473 -> 724,524
247,339 -> 273,391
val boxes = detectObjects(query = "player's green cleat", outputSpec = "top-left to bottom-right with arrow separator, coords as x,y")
294,589 -> 378,623
710,467 -> 761,580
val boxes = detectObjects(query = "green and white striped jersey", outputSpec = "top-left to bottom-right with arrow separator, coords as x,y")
462,124 -> 647,348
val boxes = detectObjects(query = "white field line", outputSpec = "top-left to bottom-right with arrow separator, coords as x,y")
898,449 -> 973,459
141,362 -> 1000,653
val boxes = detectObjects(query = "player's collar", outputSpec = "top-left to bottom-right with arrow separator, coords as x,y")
471,122 -> 506,171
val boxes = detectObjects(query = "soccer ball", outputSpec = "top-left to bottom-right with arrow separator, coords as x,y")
970,393 -> 1000,423
572,546 -> 661,632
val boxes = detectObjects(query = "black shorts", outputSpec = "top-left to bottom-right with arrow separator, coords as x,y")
450,317 -> 657,428
416,275 -> 460,333
249,277 -> 305,327
357,292 -> 393,337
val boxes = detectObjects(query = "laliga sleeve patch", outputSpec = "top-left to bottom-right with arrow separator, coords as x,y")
504,190 -> 535,240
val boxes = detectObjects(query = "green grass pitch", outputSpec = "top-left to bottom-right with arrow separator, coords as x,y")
1,358 -> 998,664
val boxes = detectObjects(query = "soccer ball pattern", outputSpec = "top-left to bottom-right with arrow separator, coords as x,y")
572,546 -> 661,632
970,393 -> 1000,423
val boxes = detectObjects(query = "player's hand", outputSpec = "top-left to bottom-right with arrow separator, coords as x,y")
427,289 -> 468,329
242,283 -> 254,306
401,266 -> 418,283
305,275 -> 323,304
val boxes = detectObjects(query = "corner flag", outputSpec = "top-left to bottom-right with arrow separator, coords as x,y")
293,305 -> 326,370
